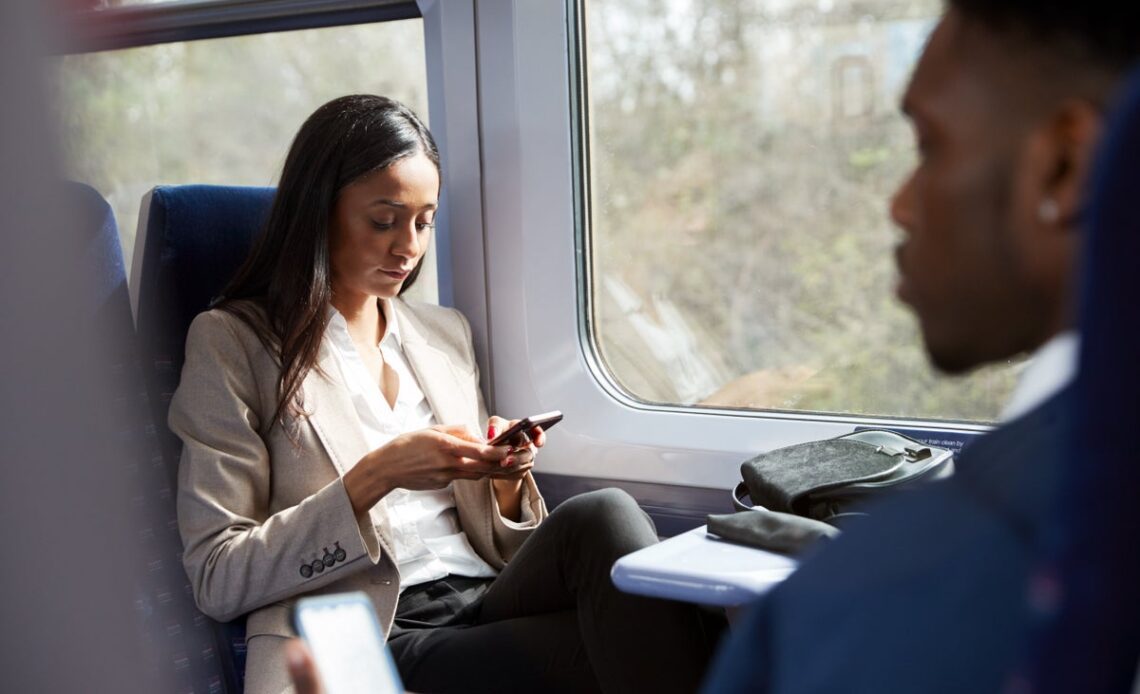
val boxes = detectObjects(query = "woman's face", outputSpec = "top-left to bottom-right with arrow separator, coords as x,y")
328,151 -> 439,302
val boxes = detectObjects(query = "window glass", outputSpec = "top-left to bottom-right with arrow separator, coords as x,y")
584,0 -> 1019,422
54,19 -> 437,302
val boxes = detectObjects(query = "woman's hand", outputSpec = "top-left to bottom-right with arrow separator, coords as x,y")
485,416 -> 545,521
343,426 -> 512,516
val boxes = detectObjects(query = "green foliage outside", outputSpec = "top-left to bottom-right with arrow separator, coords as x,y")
588,0 -> 1020,422
54,20 -> 429,291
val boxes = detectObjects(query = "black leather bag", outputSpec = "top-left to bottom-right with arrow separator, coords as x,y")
732,429 -> 955,524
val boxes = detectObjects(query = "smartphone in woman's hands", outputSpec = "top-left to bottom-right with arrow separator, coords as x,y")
488,411 -> 563,446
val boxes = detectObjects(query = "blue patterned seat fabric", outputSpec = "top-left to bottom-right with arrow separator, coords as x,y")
132,185 -> 276,693
71,180 -> 228,693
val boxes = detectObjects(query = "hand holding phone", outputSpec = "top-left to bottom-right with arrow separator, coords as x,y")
488,410 -> 563,447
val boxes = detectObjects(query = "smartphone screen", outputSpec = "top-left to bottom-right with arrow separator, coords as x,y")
293,593 -> 403,694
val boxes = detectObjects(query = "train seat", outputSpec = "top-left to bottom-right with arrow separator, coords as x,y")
69,181 -> 230,693
130,184 -> 276,693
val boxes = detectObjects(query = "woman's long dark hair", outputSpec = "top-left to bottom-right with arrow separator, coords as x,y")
216,94 -> 440,430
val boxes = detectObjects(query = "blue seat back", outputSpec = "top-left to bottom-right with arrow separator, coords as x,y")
131,184 -> 275,472
69,181 -> 229,693
131,184 -> 276,694
1026,68 -> 1140,692
69,181 -> 129,328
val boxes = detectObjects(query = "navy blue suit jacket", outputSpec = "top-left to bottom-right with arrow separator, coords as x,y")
704,389 -> 1071,693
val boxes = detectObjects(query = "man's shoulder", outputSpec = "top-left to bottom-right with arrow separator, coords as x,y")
959,388 -> 1072,469
759,473 -> 1034,692
951,387 -> 1073,534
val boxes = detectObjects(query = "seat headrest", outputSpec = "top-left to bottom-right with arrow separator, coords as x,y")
133,184 -> 275,362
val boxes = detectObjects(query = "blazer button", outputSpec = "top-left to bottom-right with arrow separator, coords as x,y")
333,542 -> 346,563
322,547 -> 335,568
300,564 -> 313,578
312,559 -> 325,574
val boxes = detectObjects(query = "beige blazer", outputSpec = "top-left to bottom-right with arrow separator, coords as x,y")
169,298 -> 548,694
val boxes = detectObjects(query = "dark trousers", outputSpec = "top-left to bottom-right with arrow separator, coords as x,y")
387,489 -> 726,693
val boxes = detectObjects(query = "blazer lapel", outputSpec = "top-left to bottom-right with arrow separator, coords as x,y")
299,342 -> 400,556
300,342 -> 372,477
394,302 -> 476,428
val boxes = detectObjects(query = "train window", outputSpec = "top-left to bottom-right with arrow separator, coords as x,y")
581,0 -> 1019,423
54,17 -> 436,301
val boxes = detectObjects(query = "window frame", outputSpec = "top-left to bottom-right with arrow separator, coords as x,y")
450,0 -> 987,492
572,0 -> 999,429
60,0 -> 419,53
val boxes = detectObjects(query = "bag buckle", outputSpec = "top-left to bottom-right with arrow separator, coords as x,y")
904,446 -> 931,461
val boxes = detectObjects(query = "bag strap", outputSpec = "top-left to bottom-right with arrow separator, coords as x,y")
733,482 -> 756,512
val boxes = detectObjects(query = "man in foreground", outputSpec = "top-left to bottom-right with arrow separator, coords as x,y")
704,2 -> 1139,691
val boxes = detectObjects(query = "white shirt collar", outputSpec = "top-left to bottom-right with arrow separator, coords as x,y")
379,298 -> 401,347
1000,330 -> 1079,422
327,298 -> 402,348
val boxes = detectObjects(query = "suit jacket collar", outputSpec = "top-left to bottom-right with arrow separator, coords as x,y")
302,299 -> 473,476
302,340 -> 370,478
391,299 -> 474,428
1000,331 -> 1079,422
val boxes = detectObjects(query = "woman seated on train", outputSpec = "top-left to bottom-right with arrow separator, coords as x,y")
170,94 -> 723,694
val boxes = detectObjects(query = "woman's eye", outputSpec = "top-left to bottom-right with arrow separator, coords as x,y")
416,220 -> 436,232
371,219 -> 394,231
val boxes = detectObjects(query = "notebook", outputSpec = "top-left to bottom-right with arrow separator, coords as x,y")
610,525 -> 799,606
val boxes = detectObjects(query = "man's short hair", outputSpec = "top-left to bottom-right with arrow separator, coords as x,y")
949,1 -> 1140,74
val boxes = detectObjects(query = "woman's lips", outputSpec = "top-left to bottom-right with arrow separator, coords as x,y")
380,268 -> 410,280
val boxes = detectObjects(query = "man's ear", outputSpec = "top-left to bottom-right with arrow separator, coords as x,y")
1012,98 -> 1103,262
1043,99 -> 1104,227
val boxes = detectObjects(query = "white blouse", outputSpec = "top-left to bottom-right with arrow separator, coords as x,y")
324,301 -> 498,590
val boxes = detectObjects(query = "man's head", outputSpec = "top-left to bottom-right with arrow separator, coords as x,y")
891,2 -> 1140,374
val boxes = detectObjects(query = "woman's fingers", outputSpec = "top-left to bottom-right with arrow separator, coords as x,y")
529,426 -> 547,448
399,425 -> 534,487
490,459 -> 534,479
433,423 -> 482,443
504,444 -> 535,466
485,415 -> 510,441
444,434 -> 511,463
